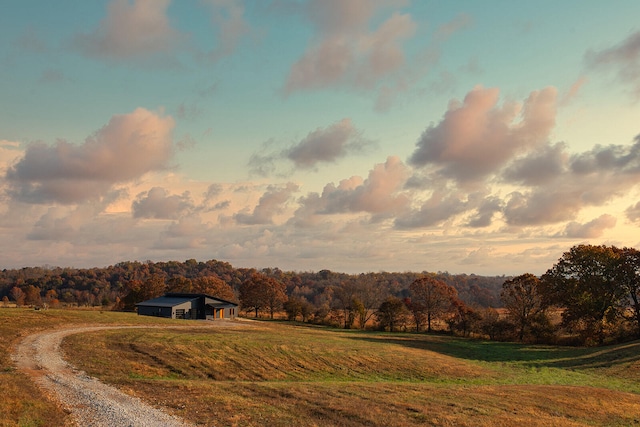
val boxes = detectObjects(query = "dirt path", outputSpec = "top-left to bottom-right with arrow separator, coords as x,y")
12,325 -> 211,427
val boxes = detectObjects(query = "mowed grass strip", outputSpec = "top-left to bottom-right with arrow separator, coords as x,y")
62,320 -> 640,427
64,324 -> 492,383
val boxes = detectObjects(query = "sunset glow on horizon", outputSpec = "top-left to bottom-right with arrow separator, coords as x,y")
1,1 -> 639,275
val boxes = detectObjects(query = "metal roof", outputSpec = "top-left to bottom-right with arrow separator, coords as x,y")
135,296 -> 197,308
135,293 -> 238,307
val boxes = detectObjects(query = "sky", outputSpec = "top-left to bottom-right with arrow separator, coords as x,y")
1,1 -> 640,276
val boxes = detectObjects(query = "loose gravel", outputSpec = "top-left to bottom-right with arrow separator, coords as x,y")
12,326 -> 196,427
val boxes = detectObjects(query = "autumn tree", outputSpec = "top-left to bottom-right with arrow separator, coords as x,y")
613,247 -> 640,338
541,245 -> 627,344
404,297 -> 427,333
115,274 -> 166,311
23,285 -> 43,306
239,272 -> 287,319
192,276 -> 236,301
352,275 -> 388,329
376,296 -> 409,332
10,286 -> 25,306
331,280 -> 358,329
283,296 -> 314,322
44,289 -> 59,308
447,300 -> 480,337
166,277 -> 193,293
284,297 -> 302,321
501,273 -> 549,341
409,276 -> 457,332
478,307 -> 514,341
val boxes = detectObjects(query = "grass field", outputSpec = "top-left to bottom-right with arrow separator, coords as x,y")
0,308 -> 177,427
3,308 -> 640,426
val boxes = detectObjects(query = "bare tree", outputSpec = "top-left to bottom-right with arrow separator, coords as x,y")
501,274 -> 548,341
352,275 -> 389,329
10,286 -> 25,306
332,280 -> 358,329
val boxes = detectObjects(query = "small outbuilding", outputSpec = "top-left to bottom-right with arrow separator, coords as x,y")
136,293 -> 238,320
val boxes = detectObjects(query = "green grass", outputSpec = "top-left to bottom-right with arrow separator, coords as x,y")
353,333 -> 640,392
3,309 -> 640,427
62,320 -> 640,427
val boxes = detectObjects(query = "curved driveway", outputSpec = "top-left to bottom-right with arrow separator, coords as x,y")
13,326 -> 196,427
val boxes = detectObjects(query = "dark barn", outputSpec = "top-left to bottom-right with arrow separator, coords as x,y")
136,293 -> 238,320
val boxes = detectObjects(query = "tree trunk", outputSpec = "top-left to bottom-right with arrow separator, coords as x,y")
631,292 -> 640,338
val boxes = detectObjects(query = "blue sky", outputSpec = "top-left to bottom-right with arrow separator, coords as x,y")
1,0 -> 640,275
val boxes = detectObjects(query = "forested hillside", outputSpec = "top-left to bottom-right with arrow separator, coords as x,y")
0,259 -> 506,310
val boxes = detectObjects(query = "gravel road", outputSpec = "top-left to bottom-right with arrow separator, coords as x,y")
13,325 -> 198,427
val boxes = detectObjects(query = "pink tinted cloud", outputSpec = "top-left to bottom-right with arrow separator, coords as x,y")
409,86 -> 557,184
234,182 -> 299,225
286,118 -> 366,168
562,214 -> 617,238
503,190 -> 583,226
292,156 -> 410,225
74,0 -> 183,60
249,118 -> 373,176
284,0 -> 415,93
502,142 -> 568,186
560,76 -> 588,105
132,187 -> 194,220
502,138 -> 640,225
153,215 -> 210,250
394,191 -> 469,229
6,108 -> 175,204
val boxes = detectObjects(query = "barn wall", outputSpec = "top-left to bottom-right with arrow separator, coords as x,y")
137,306 -> 173,318
224,306 -> 237,319
171,301 -> 194,319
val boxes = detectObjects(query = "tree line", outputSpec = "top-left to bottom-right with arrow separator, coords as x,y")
505,245 -> 640,346
4,244 -> 635,346
239,244 -> 640,346
0,259 -> 504,314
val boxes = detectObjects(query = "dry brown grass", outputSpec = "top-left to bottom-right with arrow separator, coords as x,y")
62,320 -> 640,427
3,309 -> 640,426
0,307 -> 180,426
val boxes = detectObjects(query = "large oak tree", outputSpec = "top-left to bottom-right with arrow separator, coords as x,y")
613,247 -> 640,338
541,245 -> 627,344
